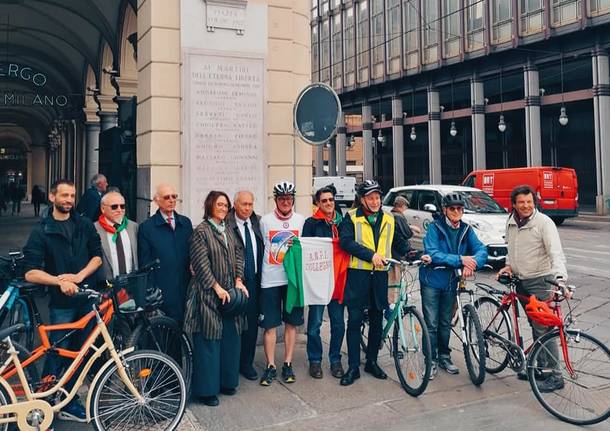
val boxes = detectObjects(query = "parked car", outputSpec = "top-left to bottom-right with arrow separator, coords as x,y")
462,166 -> 578,225
382,185 -> 509,264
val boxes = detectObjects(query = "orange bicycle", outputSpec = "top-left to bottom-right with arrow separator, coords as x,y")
0,286 -> 187,431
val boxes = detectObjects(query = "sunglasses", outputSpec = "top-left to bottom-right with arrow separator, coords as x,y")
161,194 -> 178,201
447,206 -> 464,212
108,204 -> 126,210
319,198 -> 335,203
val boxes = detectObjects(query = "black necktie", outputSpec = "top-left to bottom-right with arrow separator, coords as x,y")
243,220 -> 256,281
114,224 -> 127,275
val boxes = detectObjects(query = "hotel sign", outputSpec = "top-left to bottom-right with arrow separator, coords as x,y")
0,62 -> 69,107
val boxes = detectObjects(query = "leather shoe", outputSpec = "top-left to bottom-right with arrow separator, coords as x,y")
220,387 -> 236,396
330,361 -> 344,378
240,365 -> 258,381
200,395 -> 219,406
309,362 -> 323,379
364,360 -> 387,379
438,357 -> 459,375
340,368 -> 360,386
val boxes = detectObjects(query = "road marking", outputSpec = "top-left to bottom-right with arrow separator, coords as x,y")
567,263 -> 610,278
564,247 -> 610,256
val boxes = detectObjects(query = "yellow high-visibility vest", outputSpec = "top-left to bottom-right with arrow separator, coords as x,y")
347,208 -> 395,271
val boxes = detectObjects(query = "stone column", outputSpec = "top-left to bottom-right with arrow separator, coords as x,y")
392,97 -> 404,187
336,113 -> 347,176
85,121 -> 101,183
362,104 -> 374,179
315,145 -> 325,176
328,141 -> 337,176
592,49 -> 610,215
98,111 -> 118,131
524,63 -> 542,166
471,77 -> 486,170
427,87 -> 442,184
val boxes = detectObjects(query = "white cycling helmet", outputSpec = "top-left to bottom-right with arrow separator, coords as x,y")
273,181 -> 296,197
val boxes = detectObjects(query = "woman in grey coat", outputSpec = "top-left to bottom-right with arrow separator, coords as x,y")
184,190 -> 248,406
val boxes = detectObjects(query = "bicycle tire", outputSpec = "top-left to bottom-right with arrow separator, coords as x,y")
462,303 -> 486,386
90,349 -> 187,431
126,315 -> 193,393
474,296 -> 512,374
392,306 -> 431,397
528,329 -> 610,426
8,299 -> 34,351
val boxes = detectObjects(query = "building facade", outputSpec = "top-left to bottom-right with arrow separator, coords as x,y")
311,0 -> 610,214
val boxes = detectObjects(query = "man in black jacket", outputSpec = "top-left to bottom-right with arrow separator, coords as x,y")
76,173 -> 107,221
226,190 -> 264,380
23,179 -> 103,422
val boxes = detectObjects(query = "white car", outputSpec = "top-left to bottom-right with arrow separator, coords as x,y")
382,185 -> 509,264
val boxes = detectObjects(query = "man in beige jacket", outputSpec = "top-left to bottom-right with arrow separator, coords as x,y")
498,184 -> 570,393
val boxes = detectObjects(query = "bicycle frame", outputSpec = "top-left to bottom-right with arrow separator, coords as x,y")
0,296 -> 143,428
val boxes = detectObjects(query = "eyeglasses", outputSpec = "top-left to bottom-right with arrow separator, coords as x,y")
161,194 -> 178,201
106,204 -> 126,210
447,206 -> 464,212
319,198 -> 335,203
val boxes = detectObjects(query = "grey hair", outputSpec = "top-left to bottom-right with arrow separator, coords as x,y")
91,173 -> 106,186
394,196 -> 409,208
234,190 -> 255,202
100,191 -> 124,206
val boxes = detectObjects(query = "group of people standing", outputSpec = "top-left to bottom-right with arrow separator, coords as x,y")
21,173 -> 570,420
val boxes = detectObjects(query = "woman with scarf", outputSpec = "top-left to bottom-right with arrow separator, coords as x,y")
183,190 -> 248,407
302,185 -> 349,380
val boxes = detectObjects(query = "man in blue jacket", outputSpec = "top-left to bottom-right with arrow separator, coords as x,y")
420,193 -> 487,379
138,183 -> 193,324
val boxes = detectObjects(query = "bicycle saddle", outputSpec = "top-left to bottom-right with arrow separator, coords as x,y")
0,323 -> 25,341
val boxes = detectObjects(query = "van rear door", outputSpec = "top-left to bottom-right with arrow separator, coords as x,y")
555,168 -> 578,211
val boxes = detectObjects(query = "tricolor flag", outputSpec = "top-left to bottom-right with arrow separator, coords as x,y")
283,237 -> 349,313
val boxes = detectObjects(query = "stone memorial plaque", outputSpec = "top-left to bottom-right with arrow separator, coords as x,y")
205,0 -> 247,34
183,51 -> 265,223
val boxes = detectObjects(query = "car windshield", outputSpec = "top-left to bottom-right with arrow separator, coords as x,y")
455,191 -> 506,214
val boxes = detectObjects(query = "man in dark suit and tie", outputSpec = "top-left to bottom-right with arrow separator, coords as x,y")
138,183 -> 193,324
227,190 -> 264,380
76,174 -> 108,221
93,191 -> 138,280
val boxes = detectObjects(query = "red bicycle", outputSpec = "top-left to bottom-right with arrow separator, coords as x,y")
474,274 -> 610,425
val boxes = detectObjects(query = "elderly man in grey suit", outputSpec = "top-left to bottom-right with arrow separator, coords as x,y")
93,191 -> 138,279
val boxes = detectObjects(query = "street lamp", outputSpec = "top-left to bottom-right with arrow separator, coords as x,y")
410,126 -> 417,141
498,114 -> 507,132
450,121 -> 457,137
559,106 -> 569,126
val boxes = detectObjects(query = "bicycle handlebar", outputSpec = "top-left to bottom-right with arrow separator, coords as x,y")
385,258 -> 423,267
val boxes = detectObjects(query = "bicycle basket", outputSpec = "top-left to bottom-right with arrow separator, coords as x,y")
525,295 -> 562,327
113,271 -> 154,313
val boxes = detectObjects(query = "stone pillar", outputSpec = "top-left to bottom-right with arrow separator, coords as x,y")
592,49 -> 610,215
391,97 -> 404,187
98,111 -> 118,131
315,145 -> 325,176
328,141 -> 337,176
362,104 -> 374,180
524,63 -> 542,166
471,77 -> 486,170
336,113 -> 347,176
427,87 -> 442,184
85,121 -> 101,183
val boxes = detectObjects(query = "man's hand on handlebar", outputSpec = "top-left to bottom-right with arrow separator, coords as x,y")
555,277 -> 574,300
421,254 -> 432,265
496,265 -> 513,280
58,280 -> 79,296
371,253 -> 387,268
460,256 -> 477,271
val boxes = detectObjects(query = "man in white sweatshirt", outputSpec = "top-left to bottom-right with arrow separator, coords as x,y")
498,184 -> 571,393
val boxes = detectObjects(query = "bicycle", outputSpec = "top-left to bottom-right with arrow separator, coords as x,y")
0,252 -> 45,351
475,274 -> 610,425
449,268 -> 486,386
0,286 -> 187,431
360,258 -> 432,397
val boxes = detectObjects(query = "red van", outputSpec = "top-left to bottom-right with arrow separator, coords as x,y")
462,167 -> 578,225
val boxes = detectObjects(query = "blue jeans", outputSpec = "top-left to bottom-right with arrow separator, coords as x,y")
421,285 -> 455,361
306,300 -> 345,364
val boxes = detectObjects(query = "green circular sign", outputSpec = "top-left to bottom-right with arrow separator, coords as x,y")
293,83 -> 341,146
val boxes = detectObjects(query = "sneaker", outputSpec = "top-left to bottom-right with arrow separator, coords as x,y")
259,365 -> 277,386
537,374 -> 565,393
438,357 -> 459,375
428,361 -> 438,381
57,398 -> 86,423
281,362 -> 296,383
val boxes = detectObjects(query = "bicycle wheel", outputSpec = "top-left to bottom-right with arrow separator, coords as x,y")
462,304 -> 486,386
8,299 -> 34,351
528,329 -> 610,425
392,306 -> 431,397
359,308 -> 369,354
126,315 -> 193,393
90,350 -> 187,431
474,296 -> 512,374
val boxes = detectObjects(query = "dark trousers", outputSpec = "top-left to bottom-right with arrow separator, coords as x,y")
307,300 -> 345,364
192,316 -> 241,397
240,277 -> 259,370
346,304 -> 383,370
421,285 -> 455,361
33,202 -> 41,216
43,302 -> 95,393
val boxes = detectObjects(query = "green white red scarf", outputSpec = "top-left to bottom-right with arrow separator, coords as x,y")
98,215 -> 128,243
